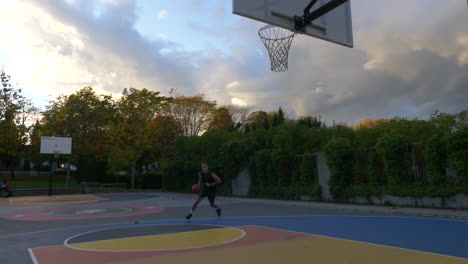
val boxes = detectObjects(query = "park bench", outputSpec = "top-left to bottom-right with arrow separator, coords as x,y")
80,182 -> 101,193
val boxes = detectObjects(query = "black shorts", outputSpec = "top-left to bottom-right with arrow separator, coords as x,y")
199,190 -> 216,204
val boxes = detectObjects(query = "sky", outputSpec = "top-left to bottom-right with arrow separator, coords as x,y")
0,0 -> 467,125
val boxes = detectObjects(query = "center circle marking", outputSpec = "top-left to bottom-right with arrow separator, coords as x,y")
65,224 -> 245,252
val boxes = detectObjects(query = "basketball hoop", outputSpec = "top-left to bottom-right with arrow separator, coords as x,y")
258,25 -> 296,72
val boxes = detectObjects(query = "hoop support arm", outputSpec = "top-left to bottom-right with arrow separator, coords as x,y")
295,0 -> 349,30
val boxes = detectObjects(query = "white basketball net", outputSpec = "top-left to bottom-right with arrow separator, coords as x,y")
258,25 -> 296,72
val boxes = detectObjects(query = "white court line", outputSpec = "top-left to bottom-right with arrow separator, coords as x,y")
64,223 -> 246,252
28,248 -> 39,264
2,214 -> 467,239
250,225 -> 467,260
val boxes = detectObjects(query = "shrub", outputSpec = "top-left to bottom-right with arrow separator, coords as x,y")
323,138 -> 353,198
376,134 -> 410,186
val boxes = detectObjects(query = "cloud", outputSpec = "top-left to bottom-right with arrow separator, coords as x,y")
157,10 -> 169,20
0,0 -> 466,124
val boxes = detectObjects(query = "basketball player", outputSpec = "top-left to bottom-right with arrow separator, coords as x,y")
186,162 -> 222,220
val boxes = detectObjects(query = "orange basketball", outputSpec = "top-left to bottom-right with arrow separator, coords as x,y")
192,184 -> 201,194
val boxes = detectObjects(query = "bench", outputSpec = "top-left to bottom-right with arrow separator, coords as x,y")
80,182 -> 101,193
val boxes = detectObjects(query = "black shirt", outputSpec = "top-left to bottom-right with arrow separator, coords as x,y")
200,170 -> 216,192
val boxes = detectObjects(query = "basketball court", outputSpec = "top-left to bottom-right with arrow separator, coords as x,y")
0,192 -> 467,264
0,1 -> 466,263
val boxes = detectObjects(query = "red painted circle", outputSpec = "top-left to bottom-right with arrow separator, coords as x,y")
5,205 -> 164,221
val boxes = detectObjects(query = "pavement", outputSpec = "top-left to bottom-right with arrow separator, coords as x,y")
0,191 -> 466,264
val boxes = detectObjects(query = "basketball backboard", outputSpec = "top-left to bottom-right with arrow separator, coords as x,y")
233,0 -> 353,48
40,136 -> 72,155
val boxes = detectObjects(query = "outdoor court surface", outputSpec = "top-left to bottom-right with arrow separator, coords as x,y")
0,192 -> 467,263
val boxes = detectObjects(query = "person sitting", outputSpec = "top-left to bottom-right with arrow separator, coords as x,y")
0,180 -> 8,191
1,180 -> 10,197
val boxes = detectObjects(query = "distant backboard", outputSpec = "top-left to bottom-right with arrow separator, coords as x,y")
233,0 -> 353,48
40,137 -> 72,155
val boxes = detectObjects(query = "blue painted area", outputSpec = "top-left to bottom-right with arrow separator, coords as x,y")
141,216 -> 468,259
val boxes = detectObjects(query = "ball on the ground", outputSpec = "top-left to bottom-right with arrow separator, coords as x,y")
192,184 -> 201,194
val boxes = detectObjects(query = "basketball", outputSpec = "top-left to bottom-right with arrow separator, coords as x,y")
192,184 -> 201,194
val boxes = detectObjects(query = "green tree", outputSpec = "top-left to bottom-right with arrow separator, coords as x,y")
0,69 -> 39,178
208,107 -> 234,131
277,107 -> 285,125
164,92 -> 216,136
108,88 -> 168,189
40,87 -> 117,183
247,111 -> 269,130
41,87 -> 116,158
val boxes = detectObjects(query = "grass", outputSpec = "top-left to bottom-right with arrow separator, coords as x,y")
3,175 -> 81,189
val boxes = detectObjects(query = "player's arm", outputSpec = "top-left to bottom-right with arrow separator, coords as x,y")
209,173 -> 222,186
198,173 -> 201,185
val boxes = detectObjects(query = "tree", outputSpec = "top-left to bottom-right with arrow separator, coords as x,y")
0,69 -> 39,178
297,116 -> 321,128
247,111 -> 269,130
208,107 -> 234,131
225,104 -> 251,131
164,92 -> 216,136
40,87 -> 117,183
277,107 -> 285,125
108,87 -> 168,189
355,118 -> 389,129
41,87 -> 117,159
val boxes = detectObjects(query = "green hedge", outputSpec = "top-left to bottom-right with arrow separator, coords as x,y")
447,126 -> 468,184
376,134 -> 410,185
424,136 -> 447,185
323,138 -> 353,198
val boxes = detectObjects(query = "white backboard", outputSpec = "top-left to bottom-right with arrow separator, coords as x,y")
40,136 -> 72,155
233,0 -> 353,48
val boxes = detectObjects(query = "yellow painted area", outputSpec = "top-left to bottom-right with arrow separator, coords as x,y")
113,234 -> 468,264
10,195 -> 103,206
71,227 -> 244,251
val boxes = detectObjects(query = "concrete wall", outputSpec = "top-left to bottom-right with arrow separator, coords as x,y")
231,166 -> 251,196
315,152 -> 333,201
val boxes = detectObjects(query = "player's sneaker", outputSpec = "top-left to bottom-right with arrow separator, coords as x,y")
216,208 -> 221,217
185,213 -> 192,220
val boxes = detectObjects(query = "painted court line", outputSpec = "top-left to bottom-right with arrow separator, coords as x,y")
250,225 -> 466,260
28,248 -> 39,264
64,224 -> 246,252
2,214 -> 466,239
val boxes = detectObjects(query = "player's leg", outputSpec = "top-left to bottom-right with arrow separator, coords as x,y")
186,195 -> 204,220
208,192 -> 221,216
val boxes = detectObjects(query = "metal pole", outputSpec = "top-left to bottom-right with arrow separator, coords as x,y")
306,0 -> 349,23
48,156 -> 53,196
296,0 -> 349,30
304,0 -> 319,14
66,156 -> 71,187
